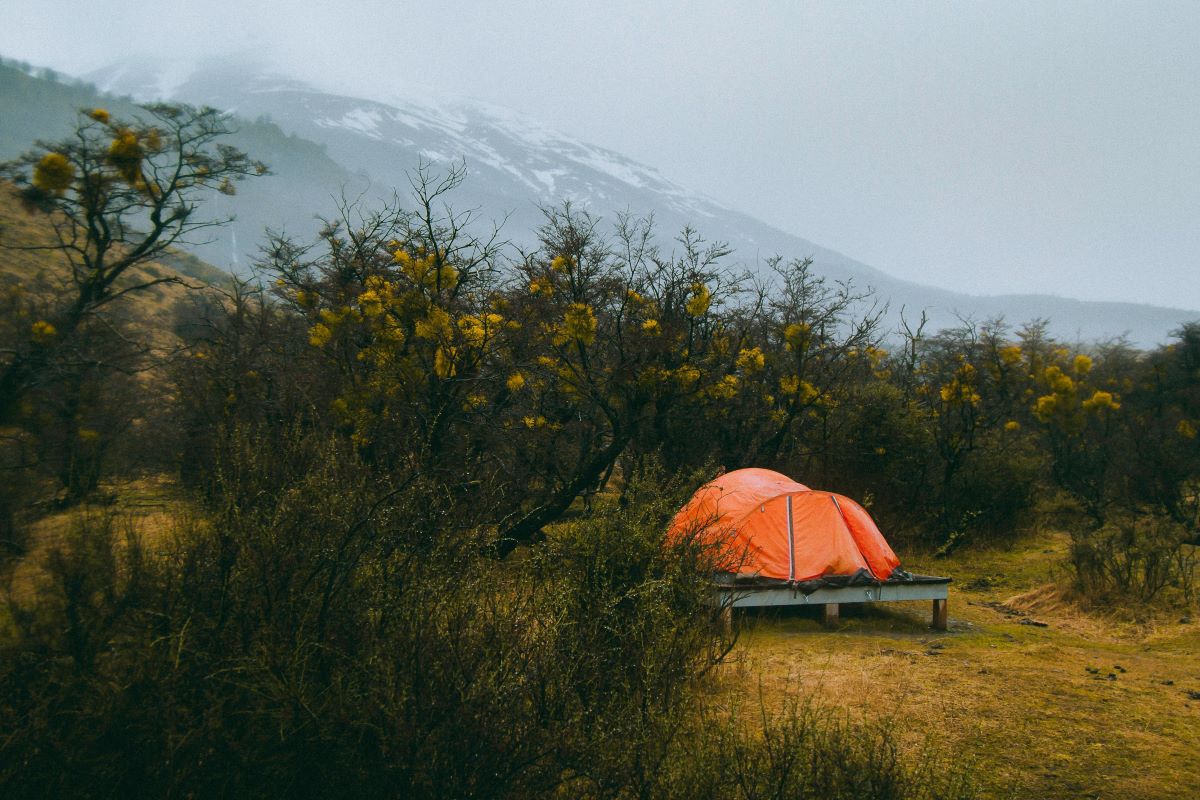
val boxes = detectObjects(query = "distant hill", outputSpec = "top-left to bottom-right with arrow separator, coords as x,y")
3,57 -> 1195,346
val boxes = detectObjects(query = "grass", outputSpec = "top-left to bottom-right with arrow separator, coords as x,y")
2,475 -> 195,606
724,532 -> 1200,799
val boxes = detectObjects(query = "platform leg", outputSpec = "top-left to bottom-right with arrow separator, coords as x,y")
932,598 -> 948,631
822,603 -> 840,627
720,604 -> 733,635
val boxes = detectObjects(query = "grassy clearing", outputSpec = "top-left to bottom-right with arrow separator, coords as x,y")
725,532 -> 1200,799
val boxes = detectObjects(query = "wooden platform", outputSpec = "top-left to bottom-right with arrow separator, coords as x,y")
716,581 -> 950,630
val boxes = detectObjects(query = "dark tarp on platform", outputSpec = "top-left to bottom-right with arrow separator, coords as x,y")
714,568 -> 951,595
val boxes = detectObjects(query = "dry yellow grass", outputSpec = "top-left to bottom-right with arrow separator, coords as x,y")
724,532 -> 1200,799
2,476 -> 197,606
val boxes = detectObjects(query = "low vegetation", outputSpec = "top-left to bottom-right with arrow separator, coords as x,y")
0,102 -> 1196,797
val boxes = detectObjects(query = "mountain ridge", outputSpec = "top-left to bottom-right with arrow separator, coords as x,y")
3,56 -> 1195,346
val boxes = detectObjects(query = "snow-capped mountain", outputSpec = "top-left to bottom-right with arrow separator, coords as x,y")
75,58 -> 1200,344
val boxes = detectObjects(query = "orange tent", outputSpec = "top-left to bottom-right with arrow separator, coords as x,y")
669,468 -> 902,585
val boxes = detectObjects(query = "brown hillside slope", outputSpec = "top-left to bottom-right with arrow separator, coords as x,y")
0,181 -> 229,348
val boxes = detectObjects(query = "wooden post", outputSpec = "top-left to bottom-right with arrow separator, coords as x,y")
932,598 -> 948,631
822,603 -> 840,627
720,604 -> 733,635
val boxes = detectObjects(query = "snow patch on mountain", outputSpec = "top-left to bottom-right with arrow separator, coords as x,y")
317,108 -> 384,139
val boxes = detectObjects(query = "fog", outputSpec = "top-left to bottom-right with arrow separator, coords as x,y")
3,0 -> 1198,309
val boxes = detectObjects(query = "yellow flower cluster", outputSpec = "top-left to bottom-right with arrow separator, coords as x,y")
108,129 -> 144,184
394,249 -> 458,292
32,152 -> 74,195
685,283 -> 711,317
458,315 -> 487,347
938,363 -> 981,407
735,346 -> 765,374
998,345 -> 1023,366
1081,390 -> 1119,413
865,346 -> 888,368
30,319 -> 57,343
784,322 -> 811,352
562,303 -> 597,346
673,364 -> 701,387
1042,365 -> 1076,394
458,312 -> 503,348
89,108 -> 111,124
309,323 -> 333,347
778,375 -> 820,404
415,307 -> 453,341
705,374 -> 740,400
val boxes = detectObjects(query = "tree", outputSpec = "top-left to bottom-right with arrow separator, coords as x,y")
0,103 -> 265,496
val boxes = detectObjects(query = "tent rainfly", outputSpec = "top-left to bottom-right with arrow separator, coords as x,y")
670,468 -> 950,628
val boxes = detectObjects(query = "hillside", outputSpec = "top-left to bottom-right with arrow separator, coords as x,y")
0,179 -> 224,343
3,57 -> 1196,346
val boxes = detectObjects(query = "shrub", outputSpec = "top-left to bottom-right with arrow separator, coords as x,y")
1069,512 -> 1197,604
0,443 -> 973,798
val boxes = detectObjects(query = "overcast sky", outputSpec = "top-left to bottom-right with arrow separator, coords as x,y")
4,1 -> 1199,309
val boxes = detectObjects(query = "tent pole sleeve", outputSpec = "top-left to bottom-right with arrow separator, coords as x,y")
786,494 -> 795,582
